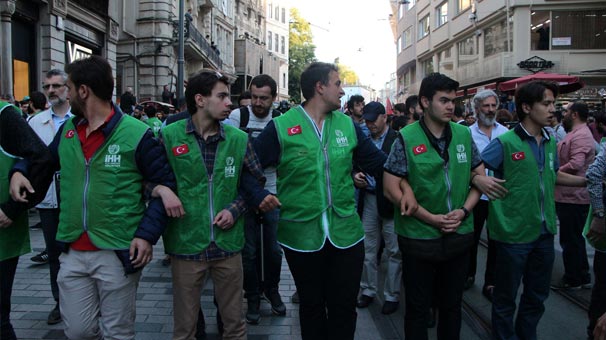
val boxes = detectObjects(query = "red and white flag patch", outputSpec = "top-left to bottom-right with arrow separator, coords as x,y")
65,130 -> 75,138
172,144 -> 189,156
287,125 -> 302,136
412,144 -> 427,155
511,151 -> 525,161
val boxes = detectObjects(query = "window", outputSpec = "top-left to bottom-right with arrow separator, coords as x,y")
418,15 -> 430,40
268,31 -> 272,50
275,6 -> 279,21
458,0 -> 471,13
403,27 -> 412,48
281,36 -> 285,54
485,20 -> 513,56
268,3 -> 272,19
531,10 -> 606,50
398,4 -> 404,19
406,0 -> 416,10
436,2 -> 448,27
397,36 -> 402,54
458,36 -> 477,66
281,8 -> 286,23
275,34 -> 279,52
283,73 -> 286,88
422,59 -> 434,76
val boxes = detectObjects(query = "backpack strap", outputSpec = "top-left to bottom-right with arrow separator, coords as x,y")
239,106 -> 250,130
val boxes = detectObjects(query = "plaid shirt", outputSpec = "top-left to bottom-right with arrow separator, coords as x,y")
173,118 -> 266,262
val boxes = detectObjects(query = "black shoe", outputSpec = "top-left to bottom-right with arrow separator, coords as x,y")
381,301 -> 399,315
463,276 -> 475,290
161,256 -> 171,267
246,295 -> 261,324
291,291 -> 300,304
30,222 -> 41,229
31,250 -> 49,264
551,279 -> 583,290
482,285 -> 494,303
427,308 -> 436,328
356,294 -> 374,308
47,304 -> 61,325
264,289 -> 286,316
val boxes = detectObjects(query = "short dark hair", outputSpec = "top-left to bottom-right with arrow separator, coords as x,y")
391,115 -> 408,131
405,95 -> 419,114
454,105 -> 464,118
393,103 -> 406,113
300,62 -> 338,101
238,91 -> 252,103
29,91 -> 47,111
185,69 -> 230,114
347,95 -> 365,110
250,74 -> 277,97
65,55 -> 114,101
144,105 -> 157,118
569,100 -> 589,121
515,81 -> 559,121
418,73 -> 459,110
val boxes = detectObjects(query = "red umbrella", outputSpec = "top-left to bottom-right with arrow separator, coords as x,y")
498,72 -> 584,94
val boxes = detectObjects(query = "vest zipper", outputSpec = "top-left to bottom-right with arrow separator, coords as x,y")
82,161 -> 91,231
539,169 -> 546,223
443,163 -> 453,212
322,146 -> 333,207
209,174 -> 215,242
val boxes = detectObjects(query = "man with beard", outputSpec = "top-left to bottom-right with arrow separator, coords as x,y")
347,94 -> 369,135
27,69 -> 73,324
405,95 -> 423,123
253,62 -> 386,339
465,90 -> 509,299
11,56 -> 181,340
227,74 -> 286,324
552,100 -> 595,290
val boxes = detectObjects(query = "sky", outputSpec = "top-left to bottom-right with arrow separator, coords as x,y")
292,0 -> 396,91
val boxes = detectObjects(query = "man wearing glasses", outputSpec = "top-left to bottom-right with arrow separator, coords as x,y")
27,69 -> 73,325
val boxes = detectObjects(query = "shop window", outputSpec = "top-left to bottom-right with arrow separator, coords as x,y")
13,60 -> 29,101
552,10 -> 606,50
531,11 -> 550,50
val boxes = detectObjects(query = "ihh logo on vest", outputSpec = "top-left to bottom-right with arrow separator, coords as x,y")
104,144 -> 121,168
456,144 -> 467,163
225,156 -> 236,178
335,130 -> 349,147
549,152 -> 554,170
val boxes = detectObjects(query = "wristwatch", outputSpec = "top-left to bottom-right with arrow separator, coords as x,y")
593,210 -> 605,219
460,206 -> 470,220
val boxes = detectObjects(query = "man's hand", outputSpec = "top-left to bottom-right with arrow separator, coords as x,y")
129,237 -> 152,268
472,175 -> 507,200
587,217 -> 606,244
430,214 -> 461,233
0,208 -> 13,228
353,172 -> 368,189
259,194 -> 281,212
213,209 -> 235,230
152,185 -> 185,218
595,312 -> 606,340
9,171 -> 34,203
400,190 -> 418,216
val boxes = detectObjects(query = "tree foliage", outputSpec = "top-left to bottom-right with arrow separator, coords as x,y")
336,62 -> 359,86
288,8 -> 316,104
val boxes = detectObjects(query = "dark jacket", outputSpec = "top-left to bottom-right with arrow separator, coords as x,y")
15,104 -> 176,247
119,92 -> 136,113
357,127 -> 398,219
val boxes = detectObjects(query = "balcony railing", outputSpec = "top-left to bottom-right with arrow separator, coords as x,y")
173,20 -> 223,69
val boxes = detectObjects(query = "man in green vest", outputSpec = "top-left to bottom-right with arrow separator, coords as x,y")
384,72 -> 486,340
144,105 -> 162,136
162,69 -> 280,340
253,62 -> 387,340
0,101 -> 53,340
11,55 -> 182,340
481,81 -> 586,340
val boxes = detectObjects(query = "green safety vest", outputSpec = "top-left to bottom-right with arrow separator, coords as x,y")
146,117 -> 162,137
57,115 -> 149,249
0,102 -> 29,261
395,121 -> 473,239
162,120 -> 248,254
274,106 -> 362,251
487,129 -> 557,243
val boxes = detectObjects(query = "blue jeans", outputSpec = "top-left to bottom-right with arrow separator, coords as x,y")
492,234 -> 555,340
242,209 -> 282,298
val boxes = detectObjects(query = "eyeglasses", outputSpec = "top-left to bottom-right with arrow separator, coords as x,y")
42,83 -> 66,90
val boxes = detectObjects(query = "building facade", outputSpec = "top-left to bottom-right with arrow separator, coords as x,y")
392,0 -> 606,105
265,0 -> 289,101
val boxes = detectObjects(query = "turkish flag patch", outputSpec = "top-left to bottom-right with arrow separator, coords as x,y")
287,125 -> 302,136
172,144 -> 189,156
511,151 -> 525,161
65,130 -> 75,138
412,144 -> 427,155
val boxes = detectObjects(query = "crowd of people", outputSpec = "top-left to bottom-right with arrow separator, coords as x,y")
1,55 -> 606,340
